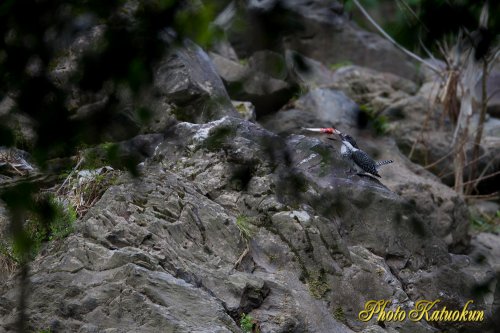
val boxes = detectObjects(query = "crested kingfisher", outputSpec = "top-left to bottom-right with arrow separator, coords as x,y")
303,127 -> 393,178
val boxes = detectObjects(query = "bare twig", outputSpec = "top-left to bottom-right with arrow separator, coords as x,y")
437,147 -> 491,179
464,192 -> 500,200
419,37 -> 437,62
423,146 -> 456,170
233,241 -> 250,269
466,59 -> 489,195
453,133 -> 466,194
487,88 -> 500,103
396,0 -> 429,32
409,79 -> 442,160
440,69 -> 461,124
57,156 -> 83,194
462,168 -> 500,187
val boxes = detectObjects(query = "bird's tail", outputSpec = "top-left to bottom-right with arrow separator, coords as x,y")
376,160 -> 393,169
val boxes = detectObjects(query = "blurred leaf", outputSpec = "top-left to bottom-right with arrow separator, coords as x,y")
174,2 -> 218,47
128,58 -> 150,93
0,124 -> 15,146
136,106 -> 152,124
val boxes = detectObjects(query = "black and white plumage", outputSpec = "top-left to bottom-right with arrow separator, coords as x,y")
375,159 -> 394,168
339,134 -> 359,158
338,133 -> 392,178
304,128 -> 393,177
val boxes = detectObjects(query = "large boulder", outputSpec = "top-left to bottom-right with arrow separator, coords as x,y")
284,49 -> 336,88
260,80 -> 470,251
374,139 -> 470,252
260,87 -> 360,135
328,65 -> 500,195
223,0 -> 419,81
0,117 -> 494,332
153,40 -> 239,124
330,65 -> 418,111
210,51 -> 296,116
50,23 -> 239,138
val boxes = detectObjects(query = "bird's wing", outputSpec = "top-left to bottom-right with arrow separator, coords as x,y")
352,150 -> 381,177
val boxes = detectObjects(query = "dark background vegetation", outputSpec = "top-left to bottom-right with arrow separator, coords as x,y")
352,0 -> 499,53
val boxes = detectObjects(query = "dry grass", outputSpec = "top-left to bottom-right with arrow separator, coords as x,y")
0,243 -> 18,279
0,216 -> 18,278
354,0 -> 498,199
50,157 -> 120,218
0,153 -> 120,276
0,148 -> 34,177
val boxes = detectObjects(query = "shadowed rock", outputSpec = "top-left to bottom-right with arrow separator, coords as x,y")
0,116 -> 491,332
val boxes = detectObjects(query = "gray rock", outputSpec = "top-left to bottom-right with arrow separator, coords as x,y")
389,96 -> 500,193
261,82 -> 470,251
49,25 -> 106,86
0,96 -> 37,148
210,52 -> 296,116
474,70 -> 500,118
284,21 -> 418,81
484,117 -> 500,137
418,58 -> 447,83
227,0 -> 418,80
232,101 -> 257,121
248,50 -> 288,80
154,40 -> 239,123
212,39 -> 240,62
50,25 -> 239,136
285,49 -> 336,88
326,65 -> 500,196
369,139 -> 470,252
330,65 -> 418,111
470,201 -> 500,219
260,88 -> 359,135
0,117 -> 493,332
470,233 -> 500,273
247,0 -> 345,26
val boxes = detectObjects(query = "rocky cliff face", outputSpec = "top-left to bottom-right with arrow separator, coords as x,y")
1,1 -> 499,333
0,115 -> 495,332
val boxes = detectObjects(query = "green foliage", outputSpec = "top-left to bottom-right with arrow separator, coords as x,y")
292,86 -> 308,100
174,2 -> 221,48
359,104 -> 389,135
1,194 -> 76,264
372,115 -> 389,135
0,0 -> 221,281
236,215 -> 255,241
90,142 -> 119,167
201,126 -> 235,151
470,212 -> 500,233
240,313 -> 258,333
307,271 -> 330,299
333,306 -> 346,323
234,103 -> 248,115
46,197 -> 77,241
285,173 -> 308,193
346,0 -> 500,53
329,61 -> 353,71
